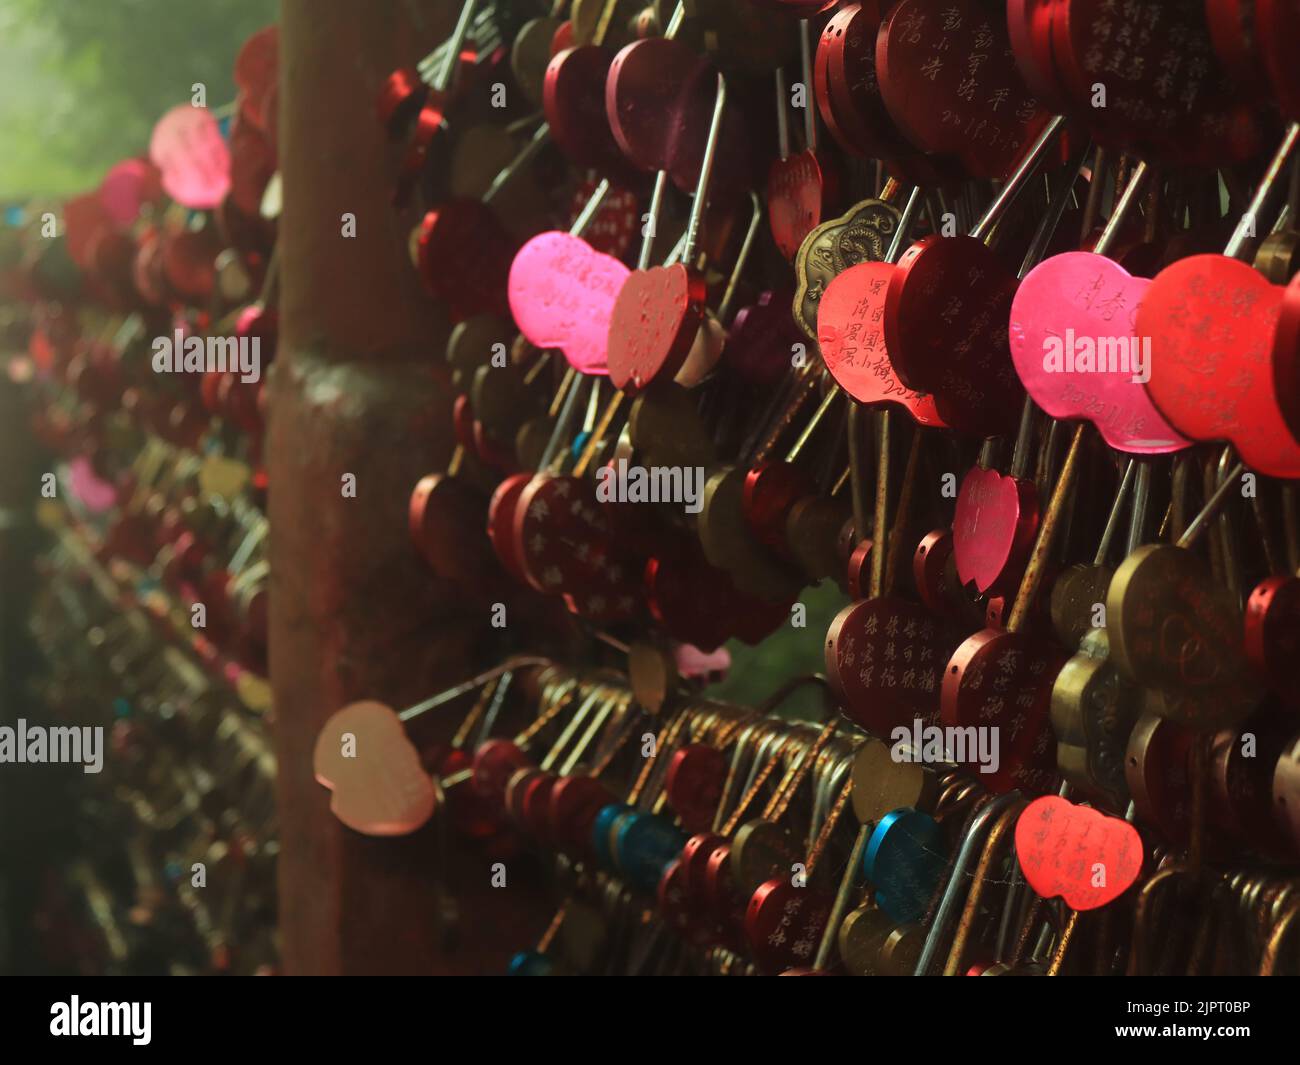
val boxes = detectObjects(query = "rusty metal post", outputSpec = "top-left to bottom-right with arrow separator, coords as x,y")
271,0 -> 542,974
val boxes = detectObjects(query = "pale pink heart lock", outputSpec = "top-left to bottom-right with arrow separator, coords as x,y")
149,104 -> 232,210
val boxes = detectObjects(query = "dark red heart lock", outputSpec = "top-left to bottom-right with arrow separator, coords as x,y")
825,595 -> 965,736
63,192 -> 114,271
1209,700 -> 1296,857
913,528 -> 984,628
816,3 -> 963,185
415,199 -> 515,322
1258,0 -> 1300,120
567,177 -> 638,259
769,150 -> 834,262
548,774 -> 614,855
1136,254 -> 1300,479
680,831 -> 728,914
561,545 -> 646,624
662,65 -> 765,200
1125,713 -> 1193,848
235,25 -> 279,135
1014,796 -> 1143,910
605,264 -> 707,393
816,260 -> 952,428
658,858 -> 715,945
408,472 -> 509,600
1051,0 -> 1268,166
645,539 -> 791,651
845,539 -> 874,600
512,473 -> 618,596
1272,271 -> 1300,444
85,230 -> 139,311
703,843 -> 749,950
1205,0 -> 1272,103
815,3 -> 900,159
487,471 -> 534,584
951,466 -> 1039,597
472,420 -> 516,472
1006,0 -> 1072,115
519,771 -> 561,844
876,0 -> 1049,180
885,235 -> 1024,436
471,738 -> 532,803
606,35 -> 708,174
644,550 -> 734,652
545,45 -> 644,187
742,460 -> 814,558
665,744 -> 727,834
745,876 -> 835,974
132,228 -> 168,308
940,628 -> 1067,795
723,289 -> 806,390
161,228 -> 219,305
438,748 -> 507,840
726,581 -> 795,647
227,109 -> 276,218
1245,576 -> 1300,709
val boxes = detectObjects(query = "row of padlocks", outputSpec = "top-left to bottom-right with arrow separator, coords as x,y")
9,0 -> 1300,977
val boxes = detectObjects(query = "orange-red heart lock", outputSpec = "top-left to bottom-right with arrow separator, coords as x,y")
1014,795 -> 1142,910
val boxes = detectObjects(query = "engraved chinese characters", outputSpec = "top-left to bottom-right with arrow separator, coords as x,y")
816,261 -> 948,425
1136,255 -> 1300,478
508,232 -> 630,374
826,597 -> 962,736
876,0 -> 1048,180
1010,252 -> 1190,454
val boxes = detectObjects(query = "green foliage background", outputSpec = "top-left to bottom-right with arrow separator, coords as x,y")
0,0 -> 275,200
706,580 -> 846,721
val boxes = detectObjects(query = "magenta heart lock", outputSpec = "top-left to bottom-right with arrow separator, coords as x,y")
508,231 -> 630,375
952,466 -> 1038,596
1008,251 -> 1191,455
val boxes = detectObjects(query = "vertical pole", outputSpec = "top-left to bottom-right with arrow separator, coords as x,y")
272,0 -> 542,974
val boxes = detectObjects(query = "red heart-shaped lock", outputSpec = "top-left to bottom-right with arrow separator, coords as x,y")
767,152 -> 828,261
1271,271 -> 1300,445
1014,795 -> 1143,910
885,235 -> 1023,435
606,265 -> 705,393
952,466 -> 1038,595
826,595 -> 963,737
513,474 -> 614,595
1137,254 -> 1300,478
816,260 -> 949,426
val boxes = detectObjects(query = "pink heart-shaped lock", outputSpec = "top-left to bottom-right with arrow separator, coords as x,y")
1014,795 -> 1143,911
313,701 -> 436,836
1009,251 -> 1190,454
149,104 -> 231,210
508,231 -> 630,375
951,466 -> 1038,595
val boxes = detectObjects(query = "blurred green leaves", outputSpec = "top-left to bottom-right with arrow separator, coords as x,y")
707,580 -> 848,721
0,0 -> 274,200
